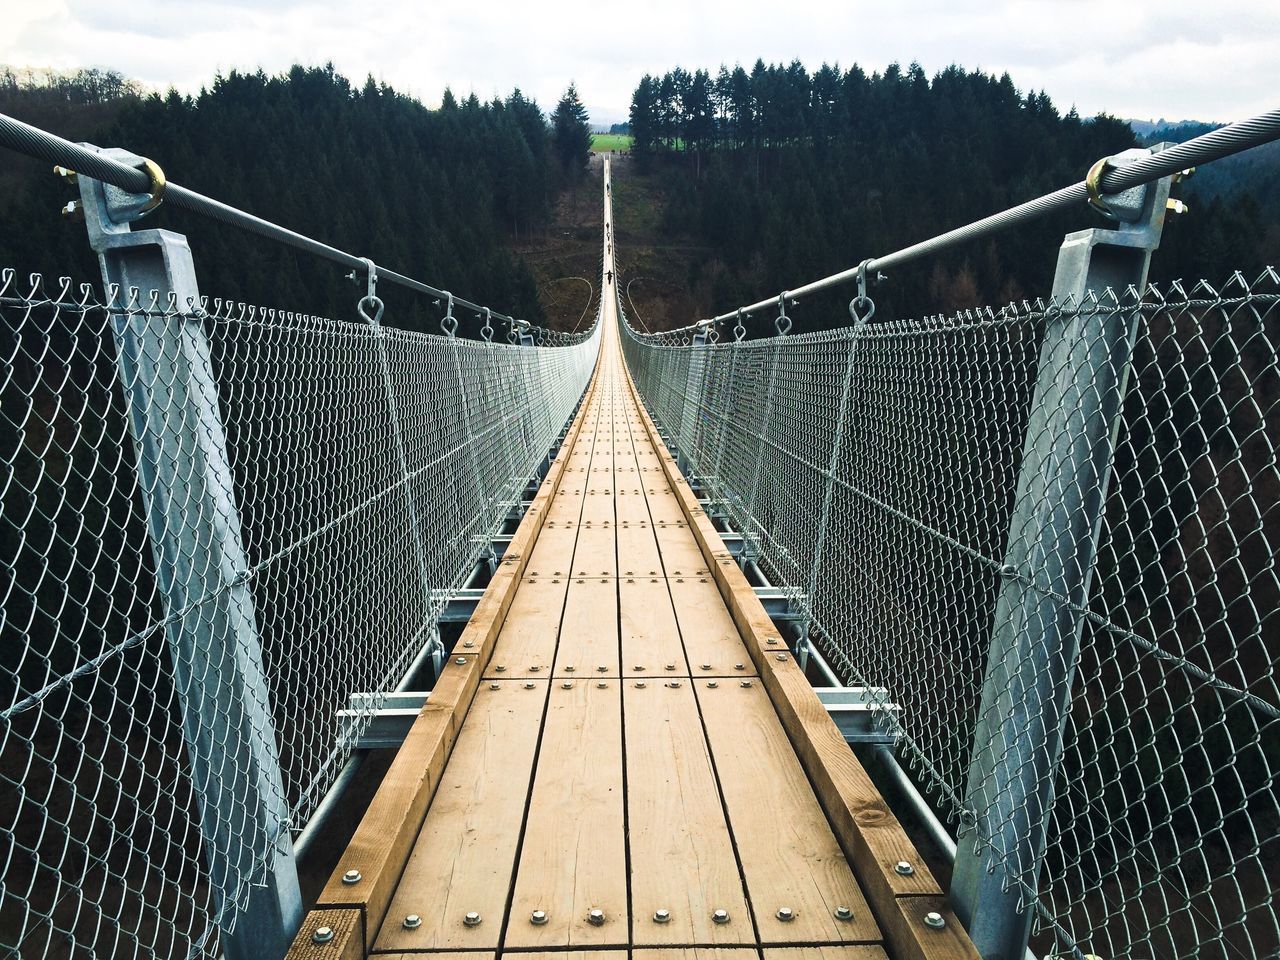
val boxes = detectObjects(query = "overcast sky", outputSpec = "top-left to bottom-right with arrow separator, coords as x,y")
2,0 -> 1276,125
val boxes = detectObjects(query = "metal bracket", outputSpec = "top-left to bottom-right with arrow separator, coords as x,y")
339,686 -> 899,750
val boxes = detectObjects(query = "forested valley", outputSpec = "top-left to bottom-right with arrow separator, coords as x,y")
626,60 -> 1277,333
0,65 -> 593,333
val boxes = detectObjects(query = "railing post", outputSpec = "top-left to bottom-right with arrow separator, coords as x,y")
951,146 -> 1176,960
76,148 -> 301,959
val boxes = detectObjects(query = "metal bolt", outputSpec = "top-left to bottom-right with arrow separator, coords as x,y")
636,681 -> 647,688
895,860 -> 915,876
403,914 -> 422,929
455,657 -> 467,665
588,908 -> 605,926
707,681 -> 718,688
776,653 -> 789,662
464,911 -> 482,927
61,200 -> 84,222
597,681 -> 608,688
700,663 -> 711,670
766,636 -> 780,644
342,869 -> 361,884
712,908 -> 730,924
776,906 -> 795,922
489,682 -> 500,690
665,663 -> 676,671
530,665 -> 541,672
463,640 -> 474,648
54,165 -> 78,184
312,926 -> 334,944
495,665 -> 507,672
653,908 -> 671,923
562,681 -> 573,689
530,910 -> 548,925
924,911 -> 946,930
524,682 -> 536,689
633,664 -> 644,671
740,680 -> 753,688
565,665 -> 575,672
735,663 -> 745,671
999,562 -> 1017,579
597,665 -> 608,673
834,905 -> 853,921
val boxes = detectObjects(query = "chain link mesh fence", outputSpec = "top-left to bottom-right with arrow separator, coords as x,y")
1,267 -> 598,958
619,268 -> 1279,960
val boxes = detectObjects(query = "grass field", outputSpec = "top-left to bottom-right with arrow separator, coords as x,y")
591,133 -> 633,153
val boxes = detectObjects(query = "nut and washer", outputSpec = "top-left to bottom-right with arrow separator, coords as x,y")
707,681 -> 718,688
530,910 -> 548,926
588,908 -> 606,926
312,926 -> 334,944
834,905 -> 853,921
776,906 -> 795,922
464,912 -> 483,927
341,869 -> 361,885
712,908 -> 730,924
455,657 -> 467,665
653,908 -> 671,924
895,860 -> 915,876
924,911 -> 946,930
403,914 -> 422,930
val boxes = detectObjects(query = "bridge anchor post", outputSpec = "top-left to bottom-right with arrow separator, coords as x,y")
951,145 -> 1176,960
74,146 -> 302,960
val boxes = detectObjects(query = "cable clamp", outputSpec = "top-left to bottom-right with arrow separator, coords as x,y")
1085,155 -> 1118,220
357,258 -> 384,326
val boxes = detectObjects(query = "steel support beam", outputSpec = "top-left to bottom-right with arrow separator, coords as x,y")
951,146 -> 1175,960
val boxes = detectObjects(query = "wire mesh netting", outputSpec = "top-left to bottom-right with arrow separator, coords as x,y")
0,268 -> 599,958
619,268 -> 1279,960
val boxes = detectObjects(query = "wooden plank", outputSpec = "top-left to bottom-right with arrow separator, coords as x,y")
619,577 -> 687,678
283,909 -> 362,960
696,680 -> 880,945
374,680 -> 546,952
616,522 -> 664,578
633,950 -> 759,960
483,579 -> 569,679
377,954 -> 494,960
654,524 -> 712,575
571,523 -> 618,577
625,682 -> 751,945
668,577 -> 757,677
764,948 -> 890,960
507,681 -> 627,948
614,485 -> 652,523
516,952 -> 626,960
527,520 -> 579,578
580,488 -> 616,525
554,577 -> 619,677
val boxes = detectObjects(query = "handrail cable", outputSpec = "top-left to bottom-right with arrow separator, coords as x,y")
0,111 -> 536,331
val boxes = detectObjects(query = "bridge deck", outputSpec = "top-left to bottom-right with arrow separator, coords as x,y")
285,160 -> 976,960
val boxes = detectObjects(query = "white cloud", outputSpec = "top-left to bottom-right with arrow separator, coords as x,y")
0,0 -> 1275,123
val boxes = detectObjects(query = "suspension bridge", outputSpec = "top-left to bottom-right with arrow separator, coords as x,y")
1,109 -> 1277,960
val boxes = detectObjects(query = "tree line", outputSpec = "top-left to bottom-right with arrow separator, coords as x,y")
627,60 -> 1274,328
0,64 -> 593,333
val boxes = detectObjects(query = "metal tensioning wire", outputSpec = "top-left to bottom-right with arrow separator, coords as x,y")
705,106 -> 1280,325
0,110 -> 527,330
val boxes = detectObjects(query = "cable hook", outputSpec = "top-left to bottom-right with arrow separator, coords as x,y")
850,259 -> 877,325
356,257 -> 384,326
439,291 -> 457,337
775,292 -> 792,336
480,306 -> 493,342
734,308 -> 746,342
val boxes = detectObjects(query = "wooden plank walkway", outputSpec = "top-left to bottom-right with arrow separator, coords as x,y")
285,160 -> 978,960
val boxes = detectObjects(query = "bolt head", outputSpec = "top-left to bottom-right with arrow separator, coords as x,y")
464,911 -> 482,926
735,663 -> 745,670
740,680 -> 753,688
776,906 -> 795,921
597,665 -> 608,672
311,926 -> 334,943
712,908 -> 730,924
700,663 -> 712,670
653,908 -> 671,923
495,665 -> 507,672
342,869 -> 361,884
403,914 -> 422,929
665,663 -> 676,670
776,653 -> 789,662
455,657 -> 467,665
834,905 -> 853,921
895,860 -> 915,876
924,911 -> 946,930
530,909 -> 548,925
588,908 -> 606,926
565,665 -> 575,672
707,681 -> 718,688
489,682 -> 500,690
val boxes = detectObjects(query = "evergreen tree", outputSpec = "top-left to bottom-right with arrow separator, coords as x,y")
551,82 -> 592,191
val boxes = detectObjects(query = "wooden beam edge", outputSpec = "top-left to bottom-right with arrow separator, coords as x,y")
617,359 -> 978,960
